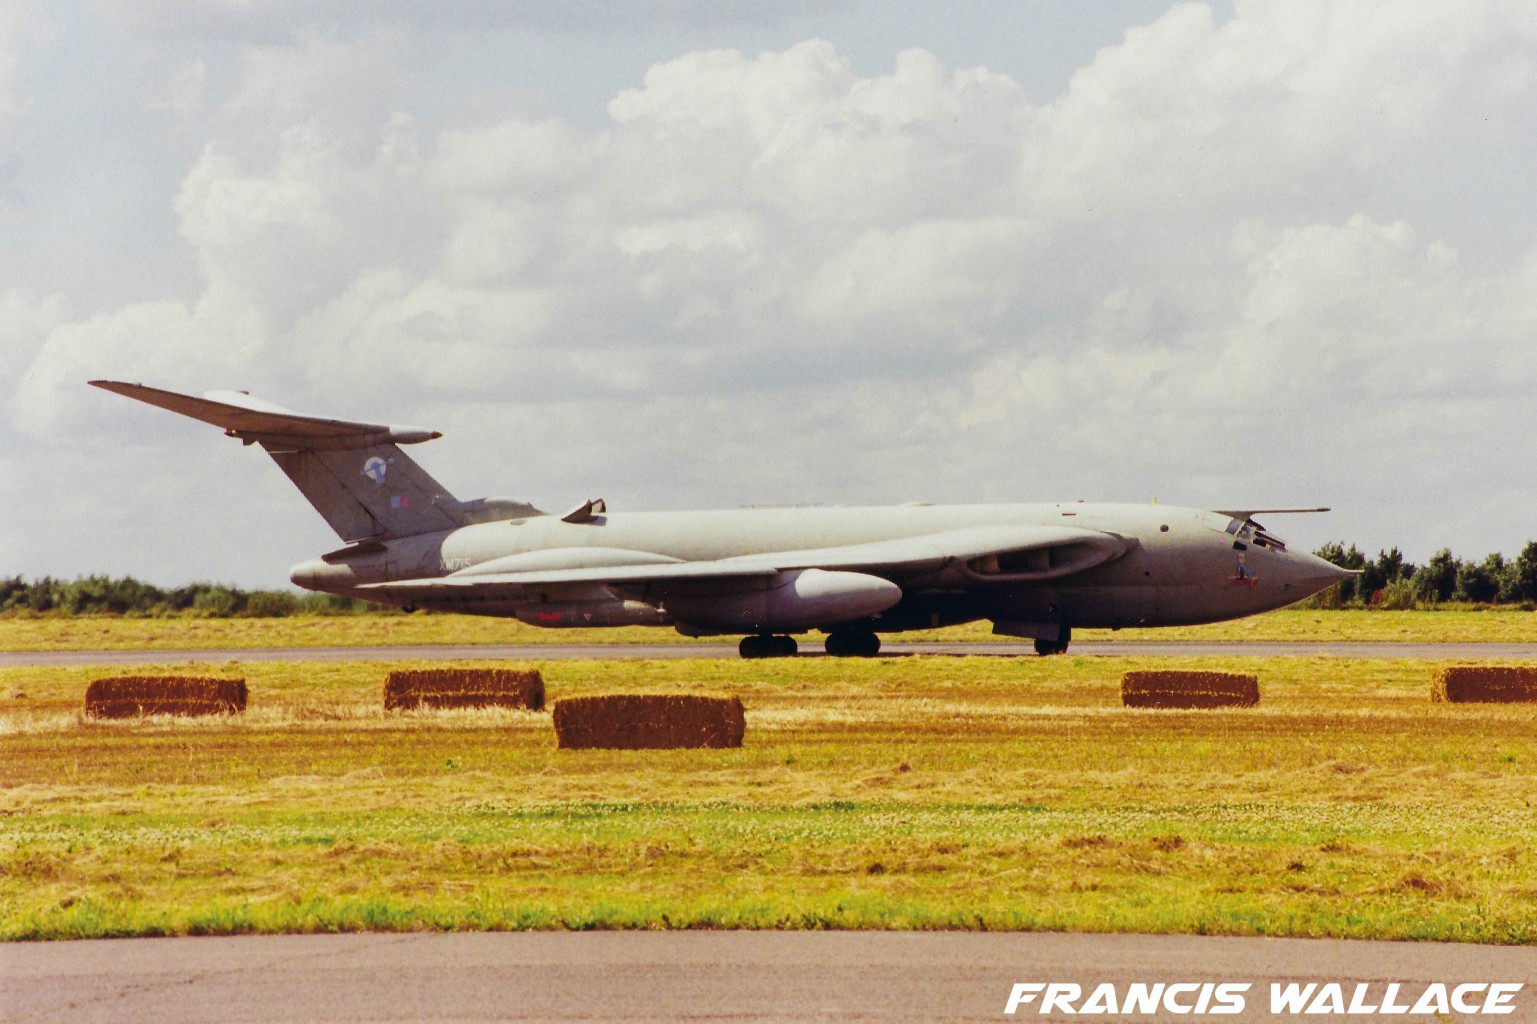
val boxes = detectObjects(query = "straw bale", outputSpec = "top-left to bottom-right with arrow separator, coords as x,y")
552,694 -> 745,749
1121,670 -> 1259,709
384,667 -> 544,711
84,676 -> 247,719
1430,666 -> 1537,703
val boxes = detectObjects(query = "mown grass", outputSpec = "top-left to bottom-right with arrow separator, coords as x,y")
3,654 -> 1536,942
5,606 -> 1537,652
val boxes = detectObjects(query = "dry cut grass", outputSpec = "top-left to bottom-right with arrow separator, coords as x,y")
3,653 -> 1537,942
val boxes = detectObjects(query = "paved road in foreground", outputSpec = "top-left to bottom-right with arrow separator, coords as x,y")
5,640 -> 1537,666
5,931 -> 1535,1023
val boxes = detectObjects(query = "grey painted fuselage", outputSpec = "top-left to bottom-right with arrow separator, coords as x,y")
291,501 -> 1346,634
91,379 -> 1349,652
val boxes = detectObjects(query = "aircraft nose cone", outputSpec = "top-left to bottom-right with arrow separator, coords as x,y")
1281,550 -> 1356,598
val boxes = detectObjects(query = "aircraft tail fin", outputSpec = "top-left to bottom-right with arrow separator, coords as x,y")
262,442 -> 466,541
90,380 -> 537,541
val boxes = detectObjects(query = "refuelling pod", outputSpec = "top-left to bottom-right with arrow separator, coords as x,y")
509,580 -> 669,628
664,568 -> 902,634
513,598 -> 669,628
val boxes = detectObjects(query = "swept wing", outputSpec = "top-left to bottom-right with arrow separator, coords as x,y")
360,523 -> 1127,602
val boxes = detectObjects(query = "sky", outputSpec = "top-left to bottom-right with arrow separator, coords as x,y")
5,0 -> 1537,590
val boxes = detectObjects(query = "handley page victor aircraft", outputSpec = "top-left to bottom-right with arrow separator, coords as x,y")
93,381 -> 1350,657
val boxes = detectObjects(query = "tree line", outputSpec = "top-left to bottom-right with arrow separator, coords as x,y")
0,576 -> 377,617
1311,542 -> 1537,608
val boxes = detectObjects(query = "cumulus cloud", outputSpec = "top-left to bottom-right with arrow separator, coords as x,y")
13,1 -> 1537,583
964,217 -> 1470,430
0,288 -> 67,400
955,211 -> 1537,556
11,287 -> 264,436
609,43 -> 1030,226
1028,2 -> 1537,219
220,30 -> 402,157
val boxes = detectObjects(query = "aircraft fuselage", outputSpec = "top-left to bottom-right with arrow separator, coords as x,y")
93,380 -> 1349,658
290,501 -> 1346,638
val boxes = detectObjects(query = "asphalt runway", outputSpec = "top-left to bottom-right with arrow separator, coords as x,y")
7,640 -> 1537,666
6,931 -> 1535,1023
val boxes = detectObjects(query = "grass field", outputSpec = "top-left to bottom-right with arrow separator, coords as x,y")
4,605 -> 1537,652
4,651 -> 1536,942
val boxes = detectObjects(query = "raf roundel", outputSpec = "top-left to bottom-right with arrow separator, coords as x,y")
362,456 -> 389,485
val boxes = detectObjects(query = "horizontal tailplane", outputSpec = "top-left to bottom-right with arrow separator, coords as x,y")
91,380 -> 540,541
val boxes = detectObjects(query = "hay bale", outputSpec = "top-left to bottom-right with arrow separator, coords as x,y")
384,667 -> 544,712
1431,666 -> 1537,703
84,676 -> 247,719
1121,671 -> 1259,709
552,694 -> 745,749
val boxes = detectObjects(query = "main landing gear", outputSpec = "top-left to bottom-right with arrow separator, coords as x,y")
824,629 -> 880,658
739,634 -> 798,659
1033,625 -> 1072,656
736,630 -> 884,658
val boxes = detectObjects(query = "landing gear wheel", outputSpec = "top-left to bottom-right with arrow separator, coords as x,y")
740,634 -> 798,659
825,629 -> 881,657
1033,626 -> 1071,656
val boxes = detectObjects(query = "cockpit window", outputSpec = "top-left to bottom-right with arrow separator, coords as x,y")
1250,524 -> 1287,552
1202,513 -> 1287,552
